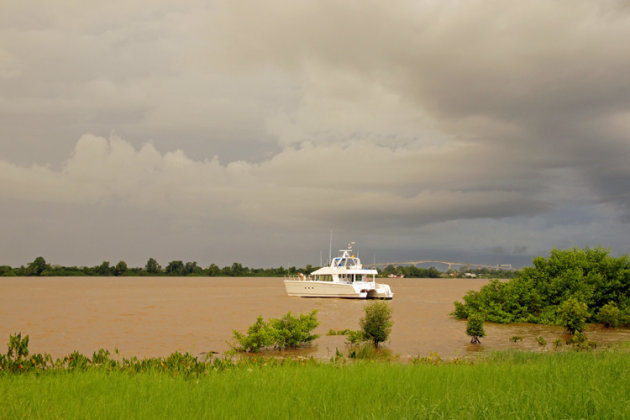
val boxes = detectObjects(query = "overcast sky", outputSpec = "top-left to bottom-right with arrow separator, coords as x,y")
1,0 -> 630,269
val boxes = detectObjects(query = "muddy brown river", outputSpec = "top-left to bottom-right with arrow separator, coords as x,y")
1,277 -> 629,360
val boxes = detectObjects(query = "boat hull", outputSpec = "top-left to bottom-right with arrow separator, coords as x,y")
284,280 -> 393,299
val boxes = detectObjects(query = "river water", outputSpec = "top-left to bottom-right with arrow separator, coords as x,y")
1,277 -> 629,360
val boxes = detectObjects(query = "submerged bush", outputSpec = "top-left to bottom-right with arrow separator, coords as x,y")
325,303 -> 393,350
452,248 -> 630,327
466,314 -> 486,344
232,316 -> 275,352
232,311 -> 319,352
269,311 -> 320,349
360,301 -> 393,348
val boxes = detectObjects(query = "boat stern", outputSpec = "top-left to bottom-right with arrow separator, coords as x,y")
357,282 -> 393,299
366,283 -> 394,299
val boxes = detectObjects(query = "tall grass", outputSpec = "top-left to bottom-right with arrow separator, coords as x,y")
2,349 -> 629,418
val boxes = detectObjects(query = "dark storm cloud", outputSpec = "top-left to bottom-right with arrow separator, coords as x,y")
215,0 -> 630,219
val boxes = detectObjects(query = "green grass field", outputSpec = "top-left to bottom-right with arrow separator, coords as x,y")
2,349 -> 629,419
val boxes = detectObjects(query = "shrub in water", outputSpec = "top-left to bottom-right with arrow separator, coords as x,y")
345,329 -> 365,345
452,248 -> 630,327
232,316 -> 275,352
232,311 -> 319,352
466,313 -> 486,344
269,310 -> 319,349
360,301 -> 393,348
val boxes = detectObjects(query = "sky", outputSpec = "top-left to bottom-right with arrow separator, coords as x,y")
1,0 -> 630,269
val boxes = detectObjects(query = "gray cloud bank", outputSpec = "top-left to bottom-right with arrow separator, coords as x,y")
1,0 -> 629,266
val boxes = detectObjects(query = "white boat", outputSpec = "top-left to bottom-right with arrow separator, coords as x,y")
284,243 -> 394,299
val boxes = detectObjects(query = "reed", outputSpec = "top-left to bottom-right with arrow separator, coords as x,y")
2,349 -> 629,419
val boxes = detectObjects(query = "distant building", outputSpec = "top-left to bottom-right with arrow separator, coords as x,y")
463,272 -> 477,278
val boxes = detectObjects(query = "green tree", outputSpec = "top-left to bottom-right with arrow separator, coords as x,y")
360,301 -> 393,348
230,262 -> 244,276
207,264 -> 220,276
27,257 -> 49,276
427,267 -> 441,278
597,302 -> 622,328
0,265 -> 16,276
165,260 -> 184,275
113,261 -> 127,276
452,248 -> 630,326
558,297 -> 589,334
97,261 -> 111,276
145,258 -> 161,274
466,313 -> 486,344
183,261 -> 201,275
383,265 -> 396,276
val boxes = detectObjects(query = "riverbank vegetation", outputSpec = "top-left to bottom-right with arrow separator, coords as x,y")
453,248 -> 630,329
2,337 -> 629,418
379,264 -> 441,278
1,256 -> 521,279
0,257 -> 321,277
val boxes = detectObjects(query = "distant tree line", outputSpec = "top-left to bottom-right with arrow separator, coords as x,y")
0,257 -> 519,279
0,257 -> 321,278
446,267 -> 521,279
379,265 -> 442,278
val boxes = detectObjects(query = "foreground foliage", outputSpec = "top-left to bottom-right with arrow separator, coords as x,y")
453,248 -> 630,328
2,346 -> 629,419
0,332 -> 237,375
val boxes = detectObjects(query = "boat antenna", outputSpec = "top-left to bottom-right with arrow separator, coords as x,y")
329,230 -> 332,264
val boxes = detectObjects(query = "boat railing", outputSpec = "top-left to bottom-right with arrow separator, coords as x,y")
286,273 -> 312,281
